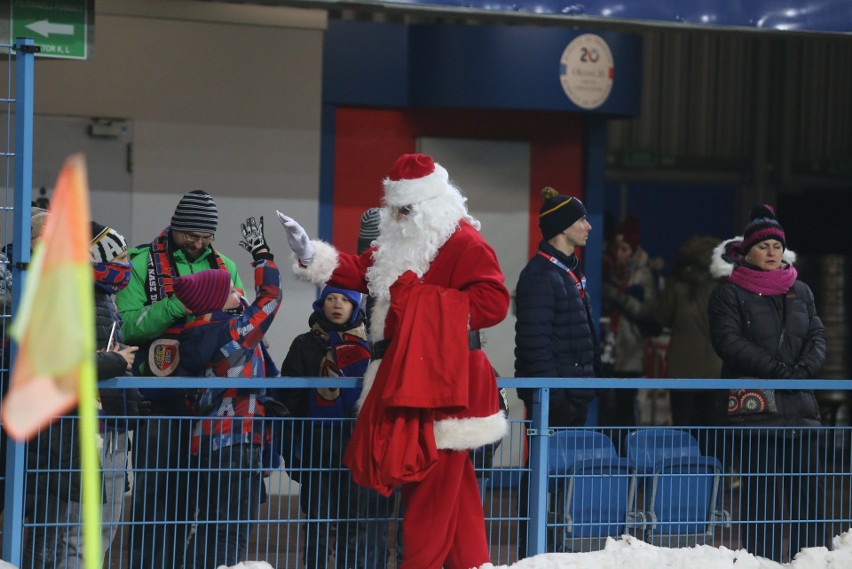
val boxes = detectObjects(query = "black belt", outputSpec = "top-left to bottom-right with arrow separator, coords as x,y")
372,330 -> 481,360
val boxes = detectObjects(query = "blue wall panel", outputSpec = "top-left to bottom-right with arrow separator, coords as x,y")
409,26 -> 641,115
323,21 -> 410,107
324,20 -> 642,116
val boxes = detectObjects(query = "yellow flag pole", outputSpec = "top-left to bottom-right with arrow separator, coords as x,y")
79,351 -> 102,569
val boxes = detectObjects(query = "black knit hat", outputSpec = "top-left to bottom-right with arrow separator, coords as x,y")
90,221 -> 128,263
171,190 -> 218,234
539,187 -> 587,240
358,208 -> 381,254
742,204 -> 786,253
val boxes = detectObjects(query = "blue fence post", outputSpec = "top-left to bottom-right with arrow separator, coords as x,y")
527,386 -> 550,556
3,36 -> 37,568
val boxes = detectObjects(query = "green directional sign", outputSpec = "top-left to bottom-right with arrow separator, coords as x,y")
12,0 -> 89,60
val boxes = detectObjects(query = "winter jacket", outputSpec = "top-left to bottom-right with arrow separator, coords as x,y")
182,258 -> 282,454
608,247 -> 658,374
708,242 -> 825,427
514,240 -> 598,425
116,231 -> 242,401
116,236 -> 243,346
95,288 -> 143,423
278,310 -> 367,420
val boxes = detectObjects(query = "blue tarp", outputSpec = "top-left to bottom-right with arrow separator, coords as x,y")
378,0 -> 852,34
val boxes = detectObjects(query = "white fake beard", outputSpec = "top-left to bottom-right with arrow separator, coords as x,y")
365,189 -> 479,305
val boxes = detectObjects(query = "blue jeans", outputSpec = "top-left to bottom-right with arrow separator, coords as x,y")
186,444 -> 266,569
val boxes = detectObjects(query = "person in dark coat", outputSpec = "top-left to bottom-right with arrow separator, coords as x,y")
708,204 -> 827,562
25,221 -> 141,569
513,186 -> 599,556
278,285 -> 371,569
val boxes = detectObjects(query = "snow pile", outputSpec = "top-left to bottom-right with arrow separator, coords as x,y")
481,530 -> 852,569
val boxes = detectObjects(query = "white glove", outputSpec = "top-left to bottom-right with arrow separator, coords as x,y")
276,210 -> 315,265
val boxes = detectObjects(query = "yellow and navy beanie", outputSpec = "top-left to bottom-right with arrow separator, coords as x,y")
539,187 -> 587,240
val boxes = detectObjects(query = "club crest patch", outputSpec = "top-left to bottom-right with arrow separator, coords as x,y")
149,338 -> 180,377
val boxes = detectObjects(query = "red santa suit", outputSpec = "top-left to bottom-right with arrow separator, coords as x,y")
293,153 -> 510,569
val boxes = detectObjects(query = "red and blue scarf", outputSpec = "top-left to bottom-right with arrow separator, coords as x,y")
93,261 -> 131,295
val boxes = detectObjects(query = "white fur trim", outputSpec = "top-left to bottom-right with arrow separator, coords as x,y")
369,298 -> 390,343
291,240 -> 338,285
383,163 -> 451,207
355,359 -> 381,411
710,237 -> 740,278
434,411 -> 508,451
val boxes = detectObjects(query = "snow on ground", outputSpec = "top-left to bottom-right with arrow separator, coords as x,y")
483,530 -> 852,569
221,529 -> 852,569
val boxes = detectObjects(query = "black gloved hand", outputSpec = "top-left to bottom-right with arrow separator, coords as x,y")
790,364 -> 810,379
239,216 -> 268,257
774,361 -> 794,379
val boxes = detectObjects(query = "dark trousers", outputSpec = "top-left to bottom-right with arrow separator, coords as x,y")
738,430 -> 827,562
186,444 -> 265,569
129,416 -> 195,569
293,422 -> 361,569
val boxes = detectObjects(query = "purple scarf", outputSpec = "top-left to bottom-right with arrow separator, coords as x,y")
727,263 -> 798,295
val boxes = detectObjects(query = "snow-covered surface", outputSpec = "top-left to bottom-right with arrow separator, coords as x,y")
482,531 -> 852,569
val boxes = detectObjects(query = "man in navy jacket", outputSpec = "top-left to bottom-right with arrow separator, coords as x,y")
514,186 -> 599,555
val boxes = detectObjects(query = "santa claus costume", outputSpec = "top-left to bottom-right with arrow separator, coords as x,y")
290,153 -> 510,569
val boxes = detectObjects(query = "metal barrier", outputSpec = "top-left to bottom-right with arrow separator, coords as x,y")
1,36 -> 38,566
3,377 -> 851,567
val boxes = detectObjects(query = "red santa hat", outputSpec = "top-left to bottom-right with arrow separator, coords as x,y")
383,153 -> 453,208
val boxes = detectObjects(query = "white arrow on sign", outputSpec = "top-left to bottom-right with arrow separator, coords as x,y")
25,19 -> 74,38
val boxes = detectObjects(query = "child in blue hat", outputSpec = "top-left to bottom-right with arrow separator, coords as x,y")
279,285 -> 371,568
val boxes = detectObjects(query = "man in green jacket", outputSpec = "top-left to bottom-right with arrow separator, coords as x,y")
116,189 -> 243,569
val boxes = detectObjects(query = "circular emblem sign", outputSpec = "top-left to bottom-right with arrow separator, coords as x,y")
559,34 -> 614,110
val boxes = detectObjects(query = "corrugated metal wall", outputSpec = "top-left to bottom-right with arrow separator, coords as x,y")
607,28 -> 852,189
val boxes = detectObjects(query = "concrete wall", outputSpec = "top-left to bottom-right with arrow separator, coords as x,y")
19,0 -> 329,358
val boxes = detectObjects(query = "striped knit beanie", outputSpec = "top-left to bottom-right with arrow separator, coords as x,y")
90,221 -> 128,263
172,269 -> 231,315
171,190 -> 218,234
742,204 -> 786,253
358,208 -> 381,254
539,186 -> 587,240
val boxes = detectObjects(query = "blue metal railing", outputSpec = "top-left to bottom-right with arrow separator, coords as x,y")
2,37 -> 37,567
5,376 -> 851,567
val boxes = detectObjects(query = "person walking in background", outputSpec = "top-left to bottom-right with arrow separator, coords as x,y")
612,235 -> 723,441
514,186 -> 598,556
708,204 -> 827,562
116,190 -> 243,569
277,153 -> 510,569
167,216 -> 283,569
278,285 -> 371,568
600,215 -> 657,427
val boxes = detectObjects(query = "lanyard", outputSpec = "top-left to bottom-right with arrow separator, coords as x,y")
537,250 -> 586,299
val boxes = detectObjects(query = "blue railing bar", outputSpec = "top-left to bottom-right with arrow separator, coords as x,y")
4,37 -> 36,568
527,386 -> 550,557
99,376 -> 852,390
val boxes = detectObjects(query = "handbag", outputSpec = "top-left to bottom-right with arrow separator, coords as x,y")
727,386 -> 779,416
726,288 -> 784,417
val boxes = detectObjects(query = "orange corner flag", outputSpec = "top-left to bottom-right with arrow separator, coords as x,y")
2,154 -> 96,441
